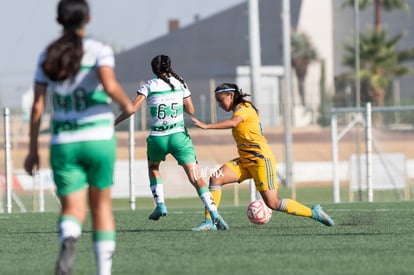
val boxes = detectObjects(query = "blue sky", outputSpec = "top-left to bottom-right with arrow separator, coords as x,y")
0,0 -> 243,107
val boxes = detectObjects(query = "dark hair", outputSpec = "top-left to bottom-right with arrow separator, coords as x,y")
151,55 -> 187,90
215,83 -> 258,113
42,0 -> 89,81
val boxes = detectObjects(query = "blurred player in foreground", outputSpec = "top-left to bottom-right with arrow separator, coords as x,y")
24,0 -> 134,274
114,54 -> 228,230
191,83 -> 335,231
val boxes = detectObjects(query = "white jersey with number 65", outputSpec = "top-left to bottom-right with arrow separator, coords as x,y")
137,77 -> 191,136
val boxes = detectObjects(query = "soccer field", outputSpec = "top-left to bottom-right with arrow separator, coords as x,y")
1,199 -> 414,275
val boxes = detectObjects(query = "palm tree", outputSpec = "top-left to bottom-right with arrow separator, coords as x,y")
291,31 -> 318,108
343,30 -> 412,108
343,0 -> 409,33
341,0 -> 411,113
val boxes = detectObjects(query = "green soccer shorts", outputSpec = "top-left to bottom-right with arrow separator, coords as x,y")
50,136 -> 116,196
146,131 -> 197,165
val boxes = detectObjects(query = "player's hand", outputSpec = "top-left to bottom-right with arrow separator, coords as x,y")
122,103 -> 135,115
191,117 -> 208,129
24,151 -> 39,176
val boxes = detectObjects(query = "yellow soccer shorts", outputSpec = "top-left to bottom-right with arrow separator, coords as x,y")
224,157 -> 278,191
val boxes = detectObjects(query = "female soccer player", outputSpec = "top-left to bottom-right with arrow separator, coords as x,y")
191,83 -> 335,231
24,0 -> 134,274
114,54 -> 228,230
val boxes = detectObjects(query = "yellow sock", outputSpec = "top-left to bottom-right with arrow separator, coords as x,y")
278,198 -> 312,217
205,185 -> 222,219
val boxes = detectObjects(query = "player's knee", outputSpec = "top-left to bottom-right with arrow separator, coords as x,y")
261,195 -> 281,210
209,180 -> 222,191
148,163 -> 157,169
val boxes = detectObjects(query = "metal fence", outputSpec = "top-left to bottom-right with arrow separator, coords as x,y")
2,101 -> 414,212
331,103 -> 414,203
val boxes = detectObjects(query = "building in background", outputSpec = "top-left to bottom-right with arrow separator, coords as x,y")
8,0 -> 413,128
115,0 -> 306,128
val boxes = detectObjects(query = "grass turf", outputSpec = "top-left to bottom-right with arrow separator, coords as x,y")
1,197 -> 414,275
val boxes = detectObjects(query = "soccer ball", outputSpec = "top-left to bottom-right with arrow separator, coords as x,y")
246,200 -> 272,225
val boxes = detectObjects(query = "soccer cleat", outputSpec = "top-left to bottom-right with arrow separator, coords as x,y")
148,203 -> 168,221
55,237 -> 77,275
210,211 -> 229,230
191,219 -> 217,231
311,204 -> 335,226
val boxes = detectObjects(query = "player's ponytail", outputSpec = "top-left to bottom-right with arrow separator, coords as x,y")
42,0 -> 89,81
151,55 -> 187,90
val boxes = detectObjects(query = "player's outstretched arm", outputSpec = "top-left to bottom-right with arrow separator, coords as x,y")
191,116 -> 242,130
115,94 -> 146,127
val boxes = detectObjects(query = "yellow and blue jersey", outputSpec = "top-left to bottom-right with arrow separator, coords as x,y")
232,102 -> 274,166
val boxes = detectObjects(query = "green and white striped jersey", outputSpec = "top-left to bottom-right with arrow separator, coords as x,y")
35,38 -> 115,144
137,77 -> 191,136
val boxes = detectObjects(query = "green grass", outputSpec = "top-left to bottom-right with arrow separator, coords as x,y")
1,192 -> 414,275
13,185 -> 410,213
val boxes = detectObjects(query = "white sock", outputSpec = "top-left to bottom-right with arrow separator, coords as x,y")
150,183 -> 165,204
94,240 -> 116,275
200,191 -> 217,213
58,216 -> 81,241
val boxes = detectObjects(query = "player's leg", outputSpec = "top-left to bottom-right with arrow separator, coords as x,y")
207,162 -> 241,216
171,132 -> 228,230
56,191 -> 87,275
260,189 -> 313,216
253,158 -> 313,216
148,161 -> 168,220
181,162 -> 228,230
181,162 -> 213,210
51,142 -> 88,275
254,158 -> 334,226
146,135 -> 168,220
89,187 -> 116,275
84,137 -> 117,275
192,160 -> 242,231
261,189 -> 334,226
